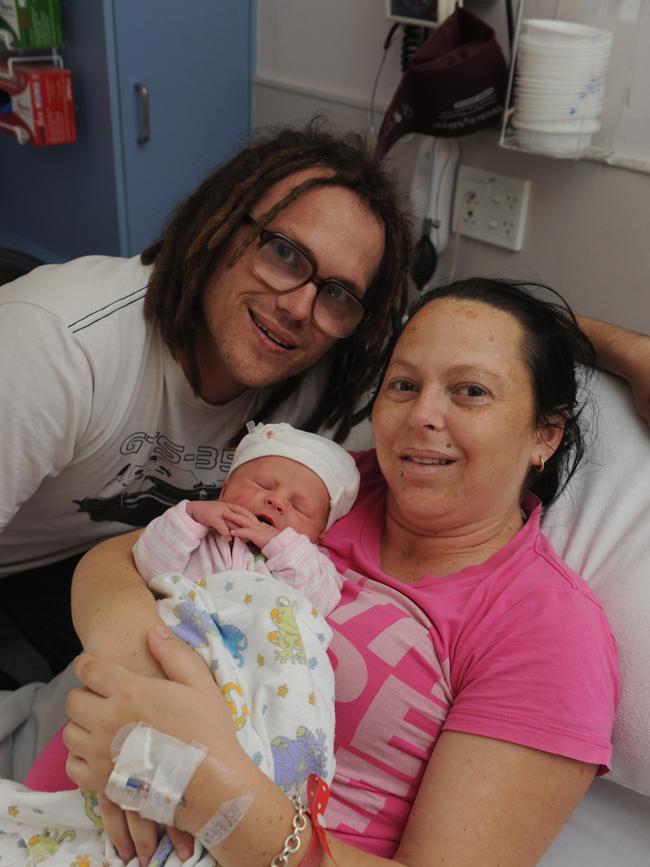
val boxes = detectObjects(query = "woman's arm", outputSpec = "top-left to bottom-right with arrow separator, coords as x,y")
71,531 -> 198,862
71,529 -> 165,679
396,731 -> 595,867
65,626 -> 597,867
181,729 -> 595,867
578,315 -> 650,425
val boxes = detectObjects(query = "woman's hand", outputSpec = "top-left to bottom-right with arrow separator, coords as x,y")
64,625 -> 239,863
91,793 -> 195,866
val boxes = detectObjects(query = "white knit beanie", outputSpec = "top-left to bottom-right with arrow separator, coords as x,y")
229,422 -> 360,530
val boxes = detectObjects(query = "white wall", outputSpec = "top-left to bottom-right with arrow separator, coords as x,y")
253,0 -> 650,332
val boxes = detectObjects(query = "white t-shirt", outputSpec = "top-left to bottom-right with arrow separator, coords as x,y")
0,255 -> 328,576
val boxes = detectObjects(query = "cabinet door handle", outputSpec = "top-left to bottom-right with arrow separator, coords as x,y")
134,82 -> 150,144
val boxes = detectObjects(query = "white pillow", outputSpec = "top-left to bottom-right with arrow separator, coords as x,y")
543,371 -> 650,796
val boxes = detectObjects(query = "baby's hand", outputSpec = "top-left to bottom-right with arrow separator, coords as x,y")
187,500 -> 261,541
230,513 -> 281,549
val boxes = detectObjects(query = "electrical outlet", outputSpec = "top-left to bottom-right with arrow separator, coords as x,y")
452,165 -> 531,252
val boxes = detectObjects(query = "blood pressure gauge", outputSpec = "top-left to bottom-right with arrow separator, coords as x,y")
385,0 -> 456,28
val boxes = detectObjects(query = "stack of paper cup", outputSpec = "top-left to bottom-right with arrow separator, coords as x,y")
512,19 -> 613,156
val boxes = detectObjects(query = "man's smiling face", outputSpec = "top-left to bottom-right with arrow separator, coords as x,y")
193,168 -> 385,404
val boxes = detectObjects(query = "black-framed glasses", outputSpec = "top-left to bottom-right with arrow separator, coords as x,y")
242,214 -> 367,339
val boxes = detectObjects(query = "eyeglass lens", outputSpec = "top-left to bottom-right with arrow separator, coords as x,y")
254,235 -> 364,338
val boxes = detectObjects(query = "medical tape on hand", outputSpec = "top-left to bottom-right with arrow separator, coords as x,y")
105,723 -> 207,826
195,792 -> 254,848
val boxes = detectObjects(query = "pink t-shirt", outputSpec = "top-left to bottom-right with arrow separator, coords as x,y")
320,451 -> 618,857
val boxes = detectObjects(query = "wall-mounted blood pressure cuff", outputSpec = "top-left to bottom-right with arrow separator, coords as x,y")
376,7 -> 508,158
105,724 -> 207,826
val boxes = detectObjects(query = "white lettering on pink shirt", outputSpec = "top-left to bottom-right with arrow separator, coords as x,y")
325,574 -> 451,850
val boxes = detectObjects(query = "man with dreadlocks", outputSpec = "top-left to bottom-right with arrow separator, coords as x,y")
0,122 -> 410,688
0,120 -> 646,693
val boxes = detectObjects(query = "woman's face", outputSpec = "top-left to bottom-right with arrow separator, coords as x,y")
372,297 -> 560,534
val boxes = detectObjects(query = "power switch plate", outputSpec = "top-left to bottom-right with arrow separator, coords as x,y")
452,165 -> 531,252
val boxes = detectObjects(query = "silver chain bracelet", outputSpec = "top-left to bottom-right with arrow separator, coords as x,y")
270,795 -> 309,867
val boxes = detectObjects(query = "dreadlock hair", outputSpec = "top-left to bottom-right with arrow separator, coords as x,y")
385,277 -> 596,508
142,117 -> 413,443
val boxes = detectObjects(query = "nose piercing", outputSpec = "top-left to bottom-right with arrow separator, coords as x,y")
446,443 -> 452,449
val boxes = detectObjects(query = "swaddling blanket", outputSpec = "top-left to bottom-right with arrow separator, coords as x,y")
0,569 -> 336,867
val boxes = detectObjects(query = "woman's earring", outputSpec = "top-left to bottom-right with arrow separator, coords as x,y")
534,455 -> 545,473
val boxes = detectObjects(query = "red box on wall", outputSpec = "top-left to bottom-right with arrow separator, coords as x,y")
0,62 -> 76,146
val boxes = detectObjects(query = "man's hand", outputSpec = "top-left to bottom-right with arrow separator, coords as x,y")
628,349 -> 650,427
188,500 -> 281,548
578,315 -> 650,428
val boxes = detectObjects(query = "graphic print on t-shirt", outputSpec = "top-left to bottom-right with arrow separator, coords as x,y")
73,431 -> 236,526
323,573 -> 451,855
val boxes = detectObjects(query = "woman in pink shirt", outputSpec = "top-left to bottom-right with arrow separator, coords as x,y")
63,278 -> 618,867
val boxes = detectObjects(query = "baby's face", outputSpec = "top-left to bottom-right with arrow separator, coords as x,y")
222,456 -> 330,542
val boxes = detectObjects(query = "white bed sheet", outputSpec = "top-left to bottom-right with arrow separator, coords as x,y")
539,778 -> 650,866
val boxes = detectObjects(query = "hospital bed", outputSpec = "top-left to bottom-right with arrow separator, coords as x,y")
1,370 -> 649,865
538,371 -> 650,865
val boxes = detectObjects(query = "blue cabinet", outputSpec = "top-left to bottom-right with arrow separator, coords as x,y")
0,0 -> 251,262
